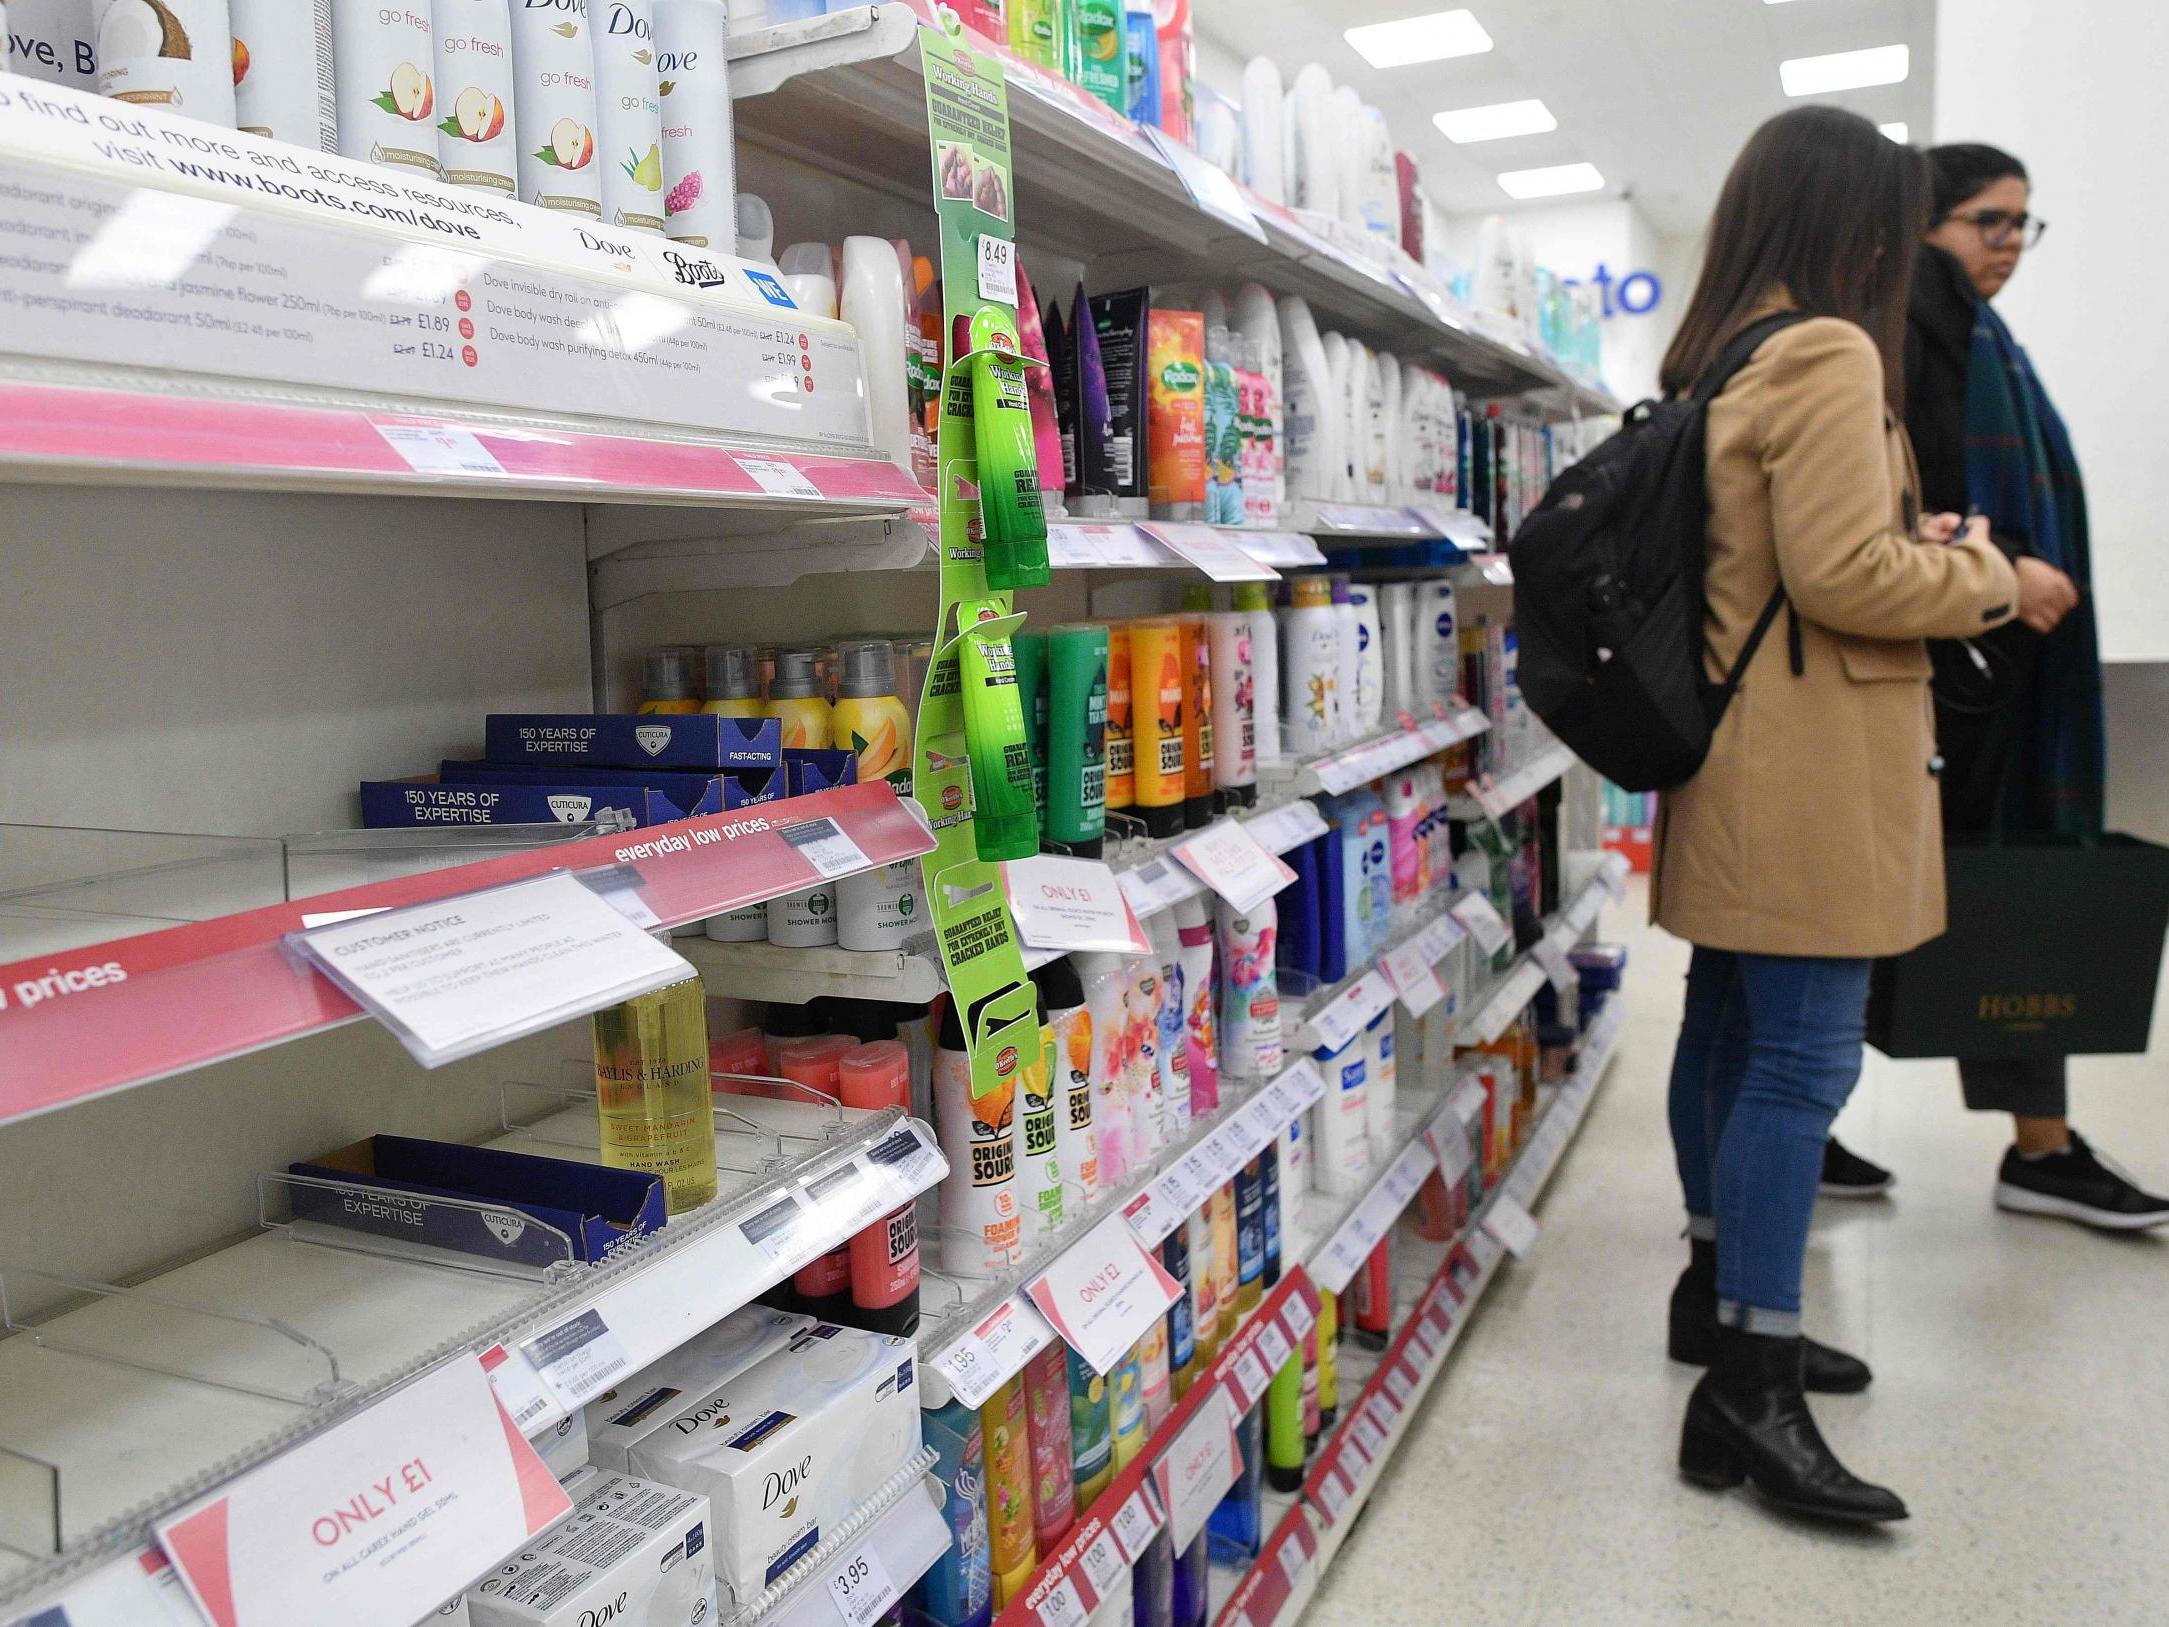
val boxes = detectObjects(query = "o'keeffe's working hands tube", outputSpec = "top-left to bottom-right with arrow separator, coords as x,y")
965,305 -> 1052,589
956,600 -> 1043,862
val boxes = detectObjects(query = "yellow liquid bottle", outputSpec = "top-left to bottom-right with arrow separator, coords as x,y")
1210,1179 -> 1239,1349
700,645 -> 767,719
591,978 -> 718,1215
767,648 -> 834,749
639,648 -> 700,714
831,641 -> 915,786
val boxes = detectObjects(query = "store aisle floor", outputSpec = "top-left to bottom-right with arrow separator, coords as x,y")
1310,881 -> 2169,1626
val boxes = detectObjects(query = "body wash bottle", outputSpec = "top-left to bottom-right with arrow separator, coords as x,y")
594,0 -> 664,231
1217,894 -> 1283,1080
936,998 -> 1022,1275
1034,958 -> 1101,1211
331,0 -> 439,176
509,0 -> 602,217
765,649 -> 833,748
231,0 -> 335,149
1043,623 -> 1108,857
655,0 -> 735,247
434,0 -> 517,196
591,977 -> 718,1215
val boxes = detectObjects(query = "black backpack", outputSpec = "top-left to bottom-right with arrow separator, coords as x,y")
1508,311 -> 1809,793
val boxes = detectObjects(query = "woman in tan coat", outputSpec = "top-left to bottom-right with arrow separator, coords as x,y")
1650,107 -> 2064,1526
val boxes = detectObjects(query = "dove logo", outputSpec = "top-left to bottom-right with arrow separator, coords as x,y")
605,4 -> 652,40
634,724 -> 672,757
547,795 -> 595,823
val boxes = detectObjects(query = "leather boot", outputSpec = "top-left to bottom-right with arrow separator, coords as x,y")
1668,1239 -> 1872,1394
1678,1326 -> 1907,1523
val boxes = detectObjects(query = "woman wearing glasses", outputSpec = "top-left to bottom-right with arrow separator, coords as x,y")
1819,144 -> 2169,1227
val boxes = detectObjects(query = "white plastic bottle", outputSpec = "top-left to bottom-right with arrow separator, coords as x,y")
1379,581 -> 1413,719
1232,284 -> 1283,513
1239,57 -> 1284,205
332,0 -> 440,175
1329,84 -> 1365,232
1344,339 -> 1376,503
1074,951 -> 1138,1185
1358,103 -> 1397,241
1418,578 -> 1461,706
767,883 -> 837,947
1277,296 -> 1338,505
1346,581 -> 1384,737
842,235 -> 912,469
1125,950 -> 1168,1154
1376,354 -> 1402,502
1016,1026 -> 1065,1242
1172,893 -> 1220,1117
1037,958 -> 1101,1212
1217,894 -> 1284,1080
1329,575 -> 1361,748
735,191 -> 775,262
1321,332 -> 1352,502
508,0 -> 601,217
593,0 -> 662,231
935,1006 -> 1020,1276
231,0 -> 335,149
1279,573 -> 1339,756
778,241 -> 838,319
97,0 -> 236,126
1310,1032 -> 1371,1196
435,0 -> 517,195
1283,64 -> 1335,217
1238,580 -> 1282,767
1279,1114 -> 1308,1236
836,856 -> 920,950
1362,1007 -> 1396,1147
1206,609 -> 1256,804
1148,910 -> 1190,1139
655,0 -> 734,246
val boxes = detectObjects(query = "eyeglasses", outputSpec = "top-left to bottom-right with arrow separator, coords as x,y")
1946,208 -> 2048,249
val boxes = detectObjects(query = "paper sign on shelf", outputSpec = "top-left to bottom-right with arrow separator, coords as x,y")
288,871 -> 693,1069
1156,1385 -> 1245,1550
1413,912 -> 1468,967
1003,855 -> 1151,954
933,1294 -> 1059,1410
1306,972 -> 1394,1054
1139,522 -> 1280,582
1532,936 -> 1577,993
1381,939 -> 1449,1017
1047,523 -> 1176,570
1118,854 -> 1204,918
1171,821 -> 1298,915
733,453 -> 824,501
1108,1481 -> 1164,1563
1144,129 -> 1269,244
520,1307 -> 633,1412
155,1357 -> 571,1627
1024,1212 -> 1184,1376
375,423 -> 507,479
825,1540 -> 900,1627
1231,531 -> 1328,567
1483,1195 -> 1542,1259
1243,798 -> 1331,855
1450,893 -> 1513,957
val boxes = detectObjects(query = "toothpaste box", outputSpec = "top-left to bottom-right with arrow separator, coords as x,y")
587,1307 -> 814,1474
467,1470 -> 715,1627
625,1324 -> 921,1607
484,714 -> 783,772
360,779 -> 722,831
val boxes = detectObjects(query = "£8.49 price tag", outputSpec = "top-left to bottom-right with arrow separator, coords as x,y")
826,1543 -> 898,1627
977,234 -> 1018,305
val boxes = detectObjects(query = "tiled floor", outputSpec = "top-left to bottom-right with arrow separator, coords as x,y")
1309,882 -> 2169,1626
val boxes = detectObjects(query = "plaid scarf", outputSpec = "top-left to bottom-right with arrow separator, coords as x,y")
1964,303 -> 2107,836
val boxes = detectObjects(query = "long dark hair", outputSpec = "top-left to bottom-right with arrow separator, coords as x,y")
1928,142 -> 2026,221
1661,106 -> 1927,410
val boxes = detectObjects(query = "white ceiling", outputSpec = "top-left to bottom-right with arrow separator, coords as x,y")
1191,0 -> 1937,238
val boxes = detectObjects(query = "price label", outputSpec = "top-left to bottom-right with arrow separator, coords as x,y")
1141,521 -> 1281,582
825,1543 -> 899,1627
1036,1577 -> 1089,1627
977,234 -> 1018,305
1429,1121 -> 1473,1185
1307,971 -> 1393,1053
1418,716 -> 1459,752
1381,939 -> 1449,1017
1340,1426 -> 1373,1471
1532,936 -> 1576,993
935,1295 -> 1059,1409
520,1308 -> 632,1411
1451,1077 -> 1489,1127
1109,1483 -> 1164,1562
1408,1321 -> 1438,1363
1384,1366 -> 1415,1406
1145,128 -> 1268,243
1078,1532 -> 1125,1599
375,422 -> 507,478
1351,1416 -> 1388,1461
1025,1213 -> 1185,1376
1172,820 -> 1297,914
1451,893 -> 1513,956
1232,1347 -> 1273,1406
1004,855 -> 1151,953
1281,1294 -> 1315,1342
1118,855 -> 1200,917
1255,1320 -> 1292,1370
1415,914 -> 1468,965
1316,1467 -> 1350,1523
733,452 -> 824,501
1276,1058 -> 1327,1111
1483,1195 -> 1541,1258
1242,798 -> 1330,854
1048,523 -> 1174,569
779,815 -> 875,881
1234,531 -> 1328,567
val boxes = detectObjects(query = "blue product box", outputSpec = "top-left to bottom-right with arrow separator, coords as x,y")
289,1136 -> 666,1268
360,779 -> 720,830
785,749 -> 859,796
439,758 -> 736,815
483,714 -> 783,771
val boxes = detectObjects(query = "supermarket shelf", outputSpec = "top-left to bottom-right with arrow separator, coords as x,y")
1445,736 -> 1579,822
1295,706 -> 1491,799
726,5 -> 1620,418
1456,866 -> 1620,1048
1046,522 -> 1326,573
0,783 -> 935,1127
0,1101 -> 947,1618
918,1057 -> 1326,1411
733,1457 -> 951,1627
1290,895 -> 1471,1047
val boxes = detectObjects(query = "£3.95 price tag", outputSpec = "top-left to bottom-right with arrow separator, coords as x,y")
935,1295 -> 1058,1409
826,1543 -> 898,1627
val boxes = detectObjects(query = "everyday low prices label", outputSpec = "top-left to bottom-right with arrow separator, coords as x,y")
156,1357 -> 571,1627
1024,1212 -> 1183,1376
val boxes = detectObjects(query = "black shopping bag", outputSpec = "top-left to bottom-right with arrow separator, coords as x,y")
1868,834 -> 2169,1060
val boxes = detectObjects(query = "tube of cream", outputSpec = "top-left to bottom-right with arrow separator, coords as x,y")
956,602 -> 1043,862
964,306 -> 1051,590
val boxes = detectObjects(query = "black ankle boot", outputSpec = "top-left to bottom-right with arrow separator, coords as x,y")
1667,1240 -> 1872,1394
1678,1326 -> 1907,1523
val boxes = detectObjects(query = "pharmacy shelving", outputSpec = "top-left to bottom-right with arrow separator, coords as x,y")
1207,1001 -> 1625,1627
726,5 -> 1620,419
1295,705 -> 1493,799
1457,864 -> 1627,1050
1445,735 -> 1581,823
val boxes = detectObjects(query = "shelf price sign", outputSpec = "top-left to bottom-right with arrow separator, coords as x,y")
1024,1212 -> 1183,1376
825,1543 -> 900,1627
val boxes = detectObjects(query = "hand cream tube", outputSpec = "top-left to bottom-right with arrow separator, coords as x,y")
957,602 -> 1043,863
966,305 -> 1052,589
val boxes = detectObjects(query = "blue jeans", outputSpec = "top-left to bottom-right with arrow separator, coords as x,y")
1666,946 -> 1871,1334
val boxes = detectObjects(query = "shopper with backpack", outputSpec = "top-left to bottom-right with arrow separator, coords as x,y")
1639,108 -> 2074,1526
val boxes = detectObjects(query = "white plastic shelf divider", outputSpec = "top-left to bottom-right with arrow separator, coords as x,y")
725,5 -> 1620,419
1445,737 -> 1579,823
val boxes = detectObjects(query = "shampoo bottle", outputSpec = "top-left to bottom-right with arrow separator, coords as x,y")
509,0 -> 601,215
1109,1340 -> 1146,1470
957,602 -> 1043,863
1206,609 -> 1256,805
433,0 -> 516,195
983,1374 -> 1039,1608
1044,623 -> 1109,856
1209,1179 -> 1238,1351
1310,1032 -> 1370,1197
844,236 -> 914,470
1347,580 -> 1384,737
232,0 -> 334,148
1363,1007 -> 1396,1146
917,1400 -> 993,1627
1033,958 -> 1101,1210
1277,296 -> 1337,503
1236,581 -> 1281,766
1284,64 -> 1335,217
1068,1343 -> 1115,1513
591,978 -> 718,1215
1172,893 -> 1219,1118
1188,1206 -> 1219,1365
1023,1342 -> 1076,1556
1233,1155 -> 1264,1313
1328,576 -> 1360,747
1279,574 -> 1339,756
778,242 -> 838,318
1122,0 -> 1157,126
1216,894 -> 1283,1080
1146,308 -> 1206,521
1177,609 -> 1215,829
655,0 -> 734,246
1074,0 -> 1124,112
1074,951 -> 1135,1183
1316,1285 -> 1339,1430
1239,57 -> 1284,203
935,999 -> 1022,1275
1206,1402 -> 1265,1562
1265,1345 -> 1304,1492
1163,1223 -> 1197,1401
1128,617 -> 1186,839
1104,622 -> 1134,814
1148,910 -> 1190,1139
593,0 -> 663,231
1016,995 -> 1066,1241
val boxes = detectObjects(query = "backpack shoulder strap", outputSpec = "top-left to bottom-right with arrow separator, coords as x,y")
1689,310 -> 1816,405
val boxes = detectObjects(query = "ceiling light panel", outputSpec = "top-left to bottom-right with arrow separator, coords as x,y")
1435,99 -> 1557,143
1344,9 -> 1494,69
1779,44 -> 1909,96
1497,162 -> 1605,200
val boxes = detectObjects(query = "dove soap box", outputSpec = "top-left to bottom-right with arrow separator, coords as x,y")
483,714 -> 783,772
623,1322 -> 922,1607
287,1137 -> 666,1268
467,1469 -> 716,1627
585,1307 -> 815,1474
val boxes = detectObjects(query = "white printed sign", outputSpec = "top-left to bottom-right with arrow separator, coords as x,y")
1533,936 -> 1577,993
934,1295 -> 1060,1410
290,871 -> 693,1067
1141,522 -> 1280,582
1145,129 -> 1269,244
826,1542 -> 899,1627
1047,524 -> 1175,569
977,234 -> 1018,307
1025,1213 -> 1184,1376
156,1358 -> 571,1627
1483,1195 -> 1541,1259
1005,856 -> 1151,954
734,454 -> 824,501
519,1308 -> 632,1412
1172,821 -> 1298,915
1307,972 -> 1395,1054
376,423 -> 507,478
1243,798 -> 1331,855
1381,940 -> 1449,1018
1451,893 -> 1513,957
1157,1386 -> 1245,1550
